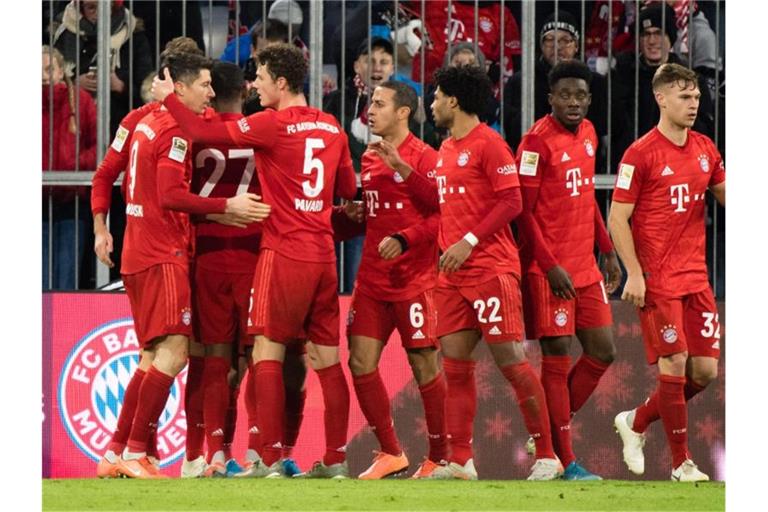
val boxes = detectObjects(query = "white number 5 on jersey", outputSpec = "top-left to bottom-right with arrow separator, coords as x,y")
302,138 -> 325,198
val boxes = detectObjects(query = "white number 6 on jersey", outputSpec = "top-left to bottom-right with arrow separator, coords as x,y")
302,138 -> 325,198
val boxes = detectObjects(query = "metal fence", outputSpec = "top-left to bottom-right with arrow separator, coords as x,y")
42,0 -> 725,295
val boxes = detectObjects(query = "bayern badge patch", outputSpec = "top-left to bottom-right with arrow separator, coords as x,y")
58,319 -> 188,467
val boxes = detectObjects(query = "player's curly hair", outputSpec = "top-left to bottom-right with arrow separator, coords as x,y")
432,64 -> 491,116
211,61 -> 244,104
164,52 -> 214,85
548,60 -> 592,90
257,43 -> 306,94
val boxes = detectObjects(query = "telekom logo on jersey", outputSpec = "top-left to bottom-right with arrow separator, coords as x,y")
670,183 -> 691,213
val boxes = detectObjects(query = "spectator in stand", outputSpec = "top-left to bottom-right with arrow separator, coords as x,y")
42,45 -> 97,290
52,0 -> 153,135
611,3 -> 714,163
503,11 -> 608,169
130,0 -> 206,58
240,19 -> 292,84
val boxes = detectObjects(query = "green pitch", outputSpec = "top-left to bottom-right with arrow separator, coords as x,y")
43,479 -> 724,511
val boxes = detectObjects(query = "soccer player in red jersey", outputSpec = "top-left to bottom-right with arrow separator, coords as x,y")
152,43 -> 358,478
515,60 -> 622,480
91,38 -> 218,479
344,80 -> 447,480
112,53 -> 267,479
609,63 -> 725,482
424,65 -> 561,481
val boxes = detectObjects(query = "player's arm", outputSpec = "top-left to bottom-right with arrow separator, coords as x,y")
331,202 -> 366,241
440,186 -> 522,274
709,182 -> 725,206
367,140 -> 439,212
595,206 -> 622,293
336,139 -> 359,200
608,200 -> 645,307
709,155 -> 725,206
380,212 -> 439,260
91,104 -> 157,267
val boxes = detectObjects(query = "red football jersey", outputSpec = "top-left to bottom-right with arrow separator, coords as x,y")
612,128 -> 725,297
517,115 -> 603,288
91,101 -> 161,215
191,112 -> 262,274
436,123 -> 521,286
356,133 -> 440,301
224,106 -> 357,263
121,109 -> 226,275
409,1 -> 521,86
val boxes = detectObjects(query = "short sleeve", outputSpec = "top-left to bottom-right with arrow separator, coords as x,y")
515,133 -> 550,187
225,110 -> 279,149
611,145 -> 646,203
482,135 -> 520,192
709,144 -> 725,187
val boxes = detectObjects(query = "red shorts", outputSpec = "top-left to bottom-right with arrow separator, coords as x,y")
435,273 -> 524,343
522,274 -> 613,339
248,249 -> 339,346
192,265 -> 255,351
347,288 -> 439,349
123,263 -> 192,348
639,288 -> 722,364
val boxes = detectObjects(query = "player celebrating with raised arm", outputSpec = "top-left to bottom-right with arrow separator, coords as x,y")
153,43 -> 358,479
346,80 -> 447,480
609,63 -> 725,482
113,52 -> 267,479
515,60 -> 621,480
425,65 -> 561,481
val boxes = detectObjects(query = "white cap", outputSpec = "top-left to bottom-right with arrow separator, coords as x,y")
268,0 -> 303,27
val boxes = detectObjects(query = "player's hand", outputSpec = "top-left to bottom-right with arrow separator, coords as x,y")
621,273 -> 646,308
94,227 -> 114,268
151,67 -> 175,102
439,239 -> 473,274
206,212 -> 250,228
367,140 -> 411,177
378,236 -> 403,260
343,200 -> 364,223
225,193 -> 271,222
546,265 -> 577,300
601,250 -> 623,294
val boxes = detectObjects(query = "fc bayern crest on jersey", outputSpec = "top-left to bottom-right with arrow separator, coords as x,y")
554,308 -> 569,328
479,16 -> 493,33
584,139 -> 595,157
698,154 -> 710,173
457,151 -> 471,167
661,324 -> 679,344
58,319 -> 188,467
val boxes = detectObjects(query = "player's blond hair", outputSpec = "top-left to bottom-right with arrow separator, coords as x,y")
652,63 -> 698,91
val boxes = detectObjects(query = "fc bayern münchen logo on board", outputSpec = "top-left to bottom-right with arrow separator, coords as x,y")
58,319 -> 188,467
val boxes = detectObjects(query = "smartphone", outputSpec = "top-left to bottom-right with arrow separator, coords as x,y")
88,65 -> 97,76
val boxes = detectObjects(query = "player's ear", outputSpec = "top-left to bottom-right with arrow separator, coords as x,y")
547,92 -> 554,107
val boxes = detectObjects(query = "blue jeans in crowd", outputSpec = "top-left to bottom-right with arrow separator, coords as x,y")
336,235 -> 364,294
42,214 -> 85,290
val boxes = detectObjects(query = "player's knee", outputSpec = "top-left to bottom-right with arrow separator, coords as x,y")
347,352 -> 376,376
690,366 -> 718,387
590,342 -> 616,364
658,351 -> 688,376
540,336 -> 571,356
407,349 -> 439,385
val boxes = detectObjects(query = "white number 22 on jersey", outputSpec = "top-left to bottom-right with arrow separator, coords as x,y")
302,138 -> 325,198
195,148 -> 256,197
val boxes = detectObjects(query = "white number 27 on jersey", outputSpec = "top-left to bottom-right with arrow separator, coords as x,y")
196,148 -> 256,197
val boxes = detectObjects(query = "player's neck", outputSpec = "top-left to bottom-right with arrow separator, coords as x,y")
657,117 -> 689,147
383,125 -> 410,147
450,113 -> 480,140
277,92 -> 308,111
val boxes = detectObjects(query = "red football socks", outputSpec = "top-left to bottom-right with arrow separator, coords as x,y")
126,366 -> 174,454
353,369 -> 401,456
316,363 -> 350,466
203,356 -> 230,459
418,372 -> 448,462
107,367 -> 145,454
501,361 -> 556,460
223,384 -> 240,460
568,355 -> 610,414
632,377 -> 708,433
657,375 -> 690,468
443,357 -> 477,465
244,364 -> 261,454
541,356 -> 575,466
255,360 -> 285,466
283,388 -> 306,458
184,356 -> 205,461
